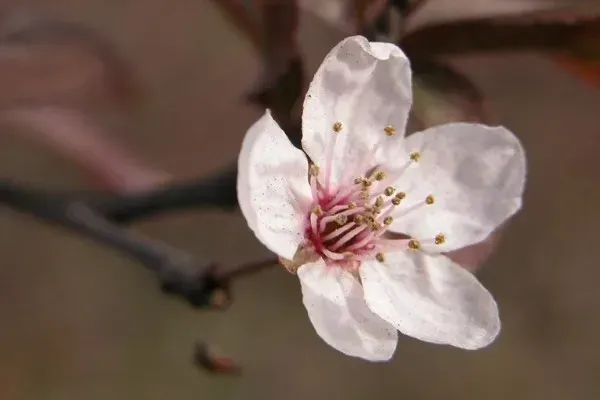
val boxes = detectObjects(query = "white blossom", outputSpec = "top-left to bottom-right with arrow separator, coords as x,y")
237,36 -> 527,361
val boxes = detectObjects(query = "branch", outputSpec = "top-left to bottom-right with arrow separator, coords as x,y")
0,160 -> 243,301
95,163 -> 239,223
399,7 -> 600,59
0,169 -> 284,374
0,178 -> 226,302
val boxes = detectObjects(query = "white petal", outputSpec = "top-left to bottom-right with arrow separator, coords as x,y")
360,251 -> 500,350
237,111 -> 313,259
302,36 -> 412,188
298,260 -> 398,361
390,123 -> 527,252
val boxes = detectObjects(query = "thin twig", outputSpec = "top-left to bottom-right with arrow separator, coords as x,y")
95,163 -> 239,223
0,171 -> 234,308
217,257 -> 279,281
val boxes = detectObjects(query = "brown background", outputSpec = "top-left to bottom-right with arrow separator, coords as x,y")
0,0 -> 599,399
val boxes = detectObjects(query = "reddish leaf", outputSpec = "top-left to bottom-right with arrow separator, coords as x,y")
553,56 -> 600,88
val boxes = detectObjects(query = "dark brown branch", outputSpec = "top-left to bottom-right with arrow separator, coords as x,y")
399,7 -> 600,59
95,163 -> 239,223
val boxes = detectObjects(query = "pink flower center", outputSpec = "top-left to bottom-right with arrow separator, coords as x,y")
305,163 -> 419,267
302,121 -> 444,268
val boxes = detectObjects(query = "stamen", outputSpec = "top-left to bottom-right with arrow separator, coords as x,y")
410,152 -> 421,162
380,159 -> 413,185
374,238 -> 411,252
384,186 -> 396,196
408,239 -> 421,251
374,171 -> 386,181
310,212 -> 319,236
371,221 -> 383,232
324,183 -> 364,209
391,194 -> 434,219
309,164 -> 320,177
435,233 -> 445,245
418,233 -> 448,247
330,225 -> 368,251
335,214 -> 348,225
345,132 -> 390,187
318,207 -> 363,232
375,253 -> 385,262
384,126 -> 396,136
309,176 -> 319,203
324,122 -> 342,192
325,204 -> 349,215
321,248 -> 346,260
321,222 -> 356,242
345,231 -> 375,251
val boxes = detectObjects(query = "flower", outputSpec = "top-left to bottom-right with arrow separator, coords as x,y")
237,36 -> 527,361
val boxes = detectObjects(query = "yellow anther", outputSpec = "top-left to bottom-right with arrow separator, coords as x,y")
384,186 -> 396,196
309,164 -> 320,176
383,216 -> 393,225
408,239 -> 421,251
335,214 -> 348,225
375,253 -> 386,262
354,177 -> 363,184
372,206 -> 382,215
425,195 -> 435,205
395,192 -> 406,200
384,126 -> 396,136
354,215 -> 365,224
359,191 -> 369,200
391,197 -> 402,206
371,222 -> 382,232
347,201 -> 357,209
312,206 -> 324,216
410,152 -> 421,162
374,171 -> 386,181
375,196 -> 384,207
434,233 -> 446,245
333,121 -> 343,133
362,179 -> 372,188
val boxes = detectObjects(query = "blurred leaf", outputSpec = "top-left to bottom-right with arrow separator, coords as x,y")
553,56 -> 600,88
551,14 -> 600,88
399,6 -> 600,61
0,16 -> 142,109
408,60 -> 492,134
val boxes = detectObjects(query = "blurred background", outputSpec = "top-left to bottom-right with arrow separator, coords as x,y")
0,0 -> 599,399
